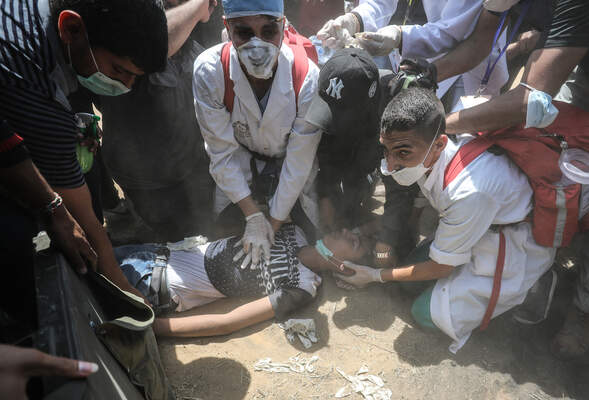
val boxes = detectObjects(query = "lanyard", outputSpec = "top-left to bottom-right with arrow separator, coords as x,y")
402,0 -> 418,26
479,0 -> 532,92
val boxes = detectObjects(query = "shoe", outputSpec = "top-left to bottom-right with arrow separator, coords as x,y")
513,269 -> 557,325
551,307 -> 589,360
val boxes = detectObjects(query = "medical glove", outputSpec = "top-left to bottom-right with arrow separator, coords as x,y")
317,13 -> 360,49
242,212 -> 274,269
356,25 -> 402,57
334,261 -> 384,288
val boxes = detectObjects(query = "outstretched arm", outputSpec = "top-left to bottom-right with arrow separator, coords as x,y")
166,0 -> 216,57
153,297 -> 275,337
445,46 -> 588,134
434,10 -> 503,82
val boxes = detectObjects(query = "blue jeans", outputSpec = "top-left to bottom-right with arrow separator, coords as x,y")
114,244 -> 174,313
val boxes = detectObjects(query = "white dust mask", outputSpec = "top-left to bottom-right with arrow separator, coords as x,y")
236,37 -> 280,80
388,119 -> 442,186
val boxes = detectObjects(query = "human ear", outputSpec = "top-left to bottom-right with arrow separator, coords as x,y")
223,17 -> 232,42
57,11 -> 86,46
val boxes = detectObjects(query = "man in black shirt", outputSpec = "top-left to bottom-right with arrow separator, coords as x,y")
305,48 -> 381,235
96,0 -> 217,242
0,0 -> 168,300
306,49 -> 437,269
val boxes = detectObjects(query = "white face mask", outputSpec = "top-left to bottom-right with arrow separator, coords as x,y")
382,119 -> 442,186
236,37 -> 280,80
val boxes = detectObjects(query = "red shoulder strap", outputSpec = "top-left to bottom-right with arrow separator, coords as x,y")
221,42 -> 234,113
287,42 -> 309,109
283,25 -> 313,110
443,136 -> 493,190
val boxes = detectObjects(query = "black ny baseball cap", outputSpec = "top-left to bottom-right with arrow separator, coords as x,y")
306,48 -> 380,136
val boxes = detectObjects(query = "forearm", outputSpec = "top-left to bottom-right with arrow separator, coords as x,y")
57,186 -> 139,293
0,159 -> 55,209
380,260 -> 454,282
237,195 -> 260,217
434,10 -> 502,82
445,84 -> 528,133
154,297 -> 275,337
166,0 -> 208,57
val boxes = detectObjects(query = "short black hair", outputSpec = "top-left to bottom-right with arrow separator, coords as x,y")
52,0 -> 168,74
380,87 -> 445,142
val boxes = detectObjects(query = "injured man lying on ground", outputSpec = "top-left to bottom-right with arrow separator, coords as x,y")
113,224 -> 373,337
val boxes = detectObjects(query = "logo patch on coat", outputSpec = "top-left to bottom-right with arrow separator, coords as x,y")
233,121 -> 251,142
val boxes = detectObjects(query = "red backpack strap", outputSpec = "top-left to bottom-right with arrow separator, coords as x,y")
221,42 -> 234,113
443,136 -> 493,190
288,42 -> 309,110
283,25 -> 314,110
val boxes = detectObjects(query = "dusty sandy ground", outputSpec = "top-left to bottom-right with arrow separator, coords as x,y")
106,184 -> 589,400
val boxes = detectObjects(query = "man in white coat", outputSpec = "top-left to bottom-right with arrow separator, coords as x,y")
317,0 -> 509,110
193,0 -> 321,268
336,87 -> 556,352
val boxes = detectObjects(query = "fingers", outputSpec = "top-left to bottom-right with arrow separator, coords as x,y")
317,20 -> 335,40
251,243 -> 261,267
60,240 -> 88,275
261,240 -> 271,264
333,273 -> 355,285
233,248 -> 245,262
22,349 -> 98,378
240,252 -> 252,270
79,239 -> 98,272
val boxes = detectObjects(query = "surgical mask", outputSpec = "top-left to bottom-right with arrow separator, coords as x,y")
383,119 -> 442,186
236,37 -> 280,80
315,239 -> 345,269
315,239 -> 333,260
520,82 -> 559,129
69,44 -> 131,96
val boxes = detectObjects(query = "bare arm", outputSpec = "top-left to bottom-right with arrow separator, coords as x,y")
434,10 -> 503,82
1,159 -> 98,273
166,0 -> 216,57
56,185 -> 147,302
446,46 -> 589,134
381,260 -> 454,282
153,297 -> 275,337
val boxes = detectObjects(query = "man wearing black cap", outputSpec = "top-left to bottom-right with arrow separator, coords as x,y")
306,48 -> 382,235
306,48 -> 439,268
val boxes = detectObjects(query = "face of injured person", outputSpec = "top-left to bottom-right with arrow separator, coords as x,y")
379,129 -> 446,173
322,229 -> 374,264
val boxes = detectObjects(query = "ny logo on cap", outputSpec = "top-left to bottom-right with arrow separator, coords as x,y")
326,77 -> 344,100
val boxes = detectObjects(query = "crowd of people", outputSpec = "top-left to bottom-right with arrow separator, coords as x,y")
1,0 -> 589,398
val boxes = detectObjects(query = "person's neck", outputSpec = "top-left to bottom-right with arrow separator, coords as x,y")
297,246 -> 337,272
247,73 -> 275,99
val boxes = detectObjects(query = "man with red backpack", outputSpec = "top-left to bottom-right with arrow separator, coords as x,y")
436,0 -> 589,360
193,0 -> 321,269
336,87 -> 557,353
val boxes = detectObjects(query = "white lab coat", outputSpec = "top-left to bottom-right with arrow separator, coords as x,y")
193,43 -> 322,224
417,136 -> 556,352
354,0 -> 509,102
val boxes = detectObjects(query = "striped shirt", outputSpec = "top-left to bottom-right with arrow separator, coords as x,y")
0,0 -> 83,188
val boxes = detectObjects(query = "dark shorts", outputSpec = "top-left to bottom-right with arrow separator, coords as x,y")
114,244 -> 177,315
